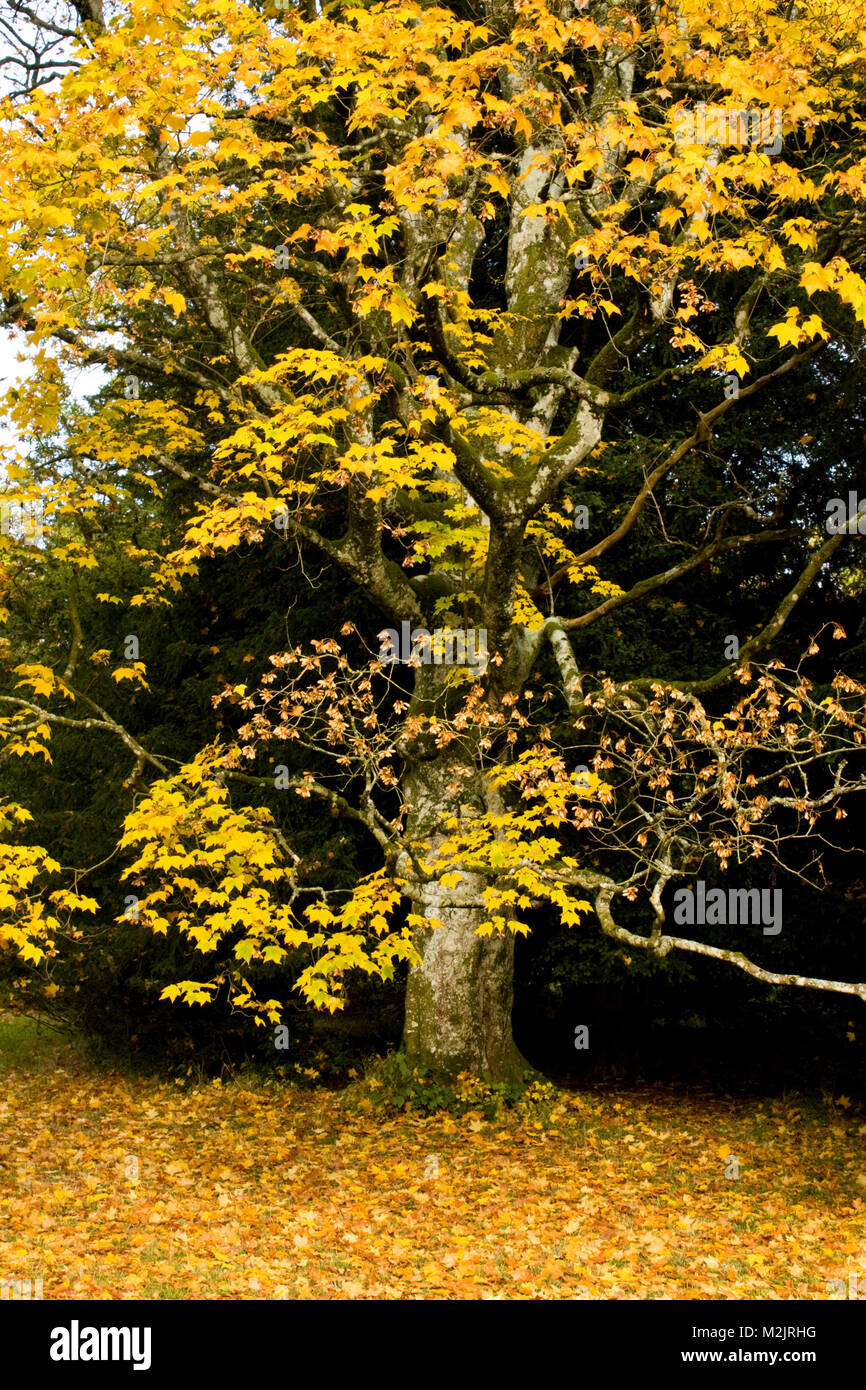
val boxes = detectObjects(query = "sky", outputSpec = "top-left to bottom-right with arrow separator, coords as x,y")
0,329 -> 108,454
0,0 -> 104,453
0,329 -> 36,454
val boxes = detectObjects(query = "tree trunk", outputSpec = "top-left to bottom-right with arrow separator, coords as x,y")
400,750 -> 527,1081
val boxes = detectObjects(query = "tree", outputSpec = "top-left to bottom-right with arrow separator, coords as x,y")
1,0 -> 866,1080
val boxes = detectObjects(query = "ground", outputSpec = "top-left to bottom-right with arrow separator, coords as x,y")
1,1015 -> 864,1300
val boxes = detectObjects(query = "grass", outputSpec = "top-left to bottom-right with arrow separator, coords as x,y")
0,1011 -> 82,1070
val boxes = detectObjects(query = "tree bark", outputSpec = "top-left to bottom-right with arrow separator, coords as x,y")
400,743 -> 527,1081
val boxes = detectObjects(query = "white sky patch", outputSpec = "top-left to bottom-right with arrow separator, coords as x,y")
0,327 -> 108,458
0,1 -> 288,461
0,329 -> 35,453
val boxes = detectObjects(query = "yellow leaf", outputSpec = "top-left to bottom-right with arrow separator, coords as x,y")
161,289 -> 187,315
486,171 -> 510,198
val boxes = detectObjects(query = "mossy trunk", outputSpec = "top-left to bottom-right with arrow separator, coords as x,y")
400,752 -> 527,1081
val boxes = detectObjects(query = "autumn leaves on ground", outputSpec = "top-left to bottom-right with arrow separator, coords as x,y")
1,1015 -> 863,1301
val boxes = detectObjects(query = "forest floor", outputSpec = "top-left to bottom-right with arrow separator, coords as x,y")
1,1014 -> 864,1300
